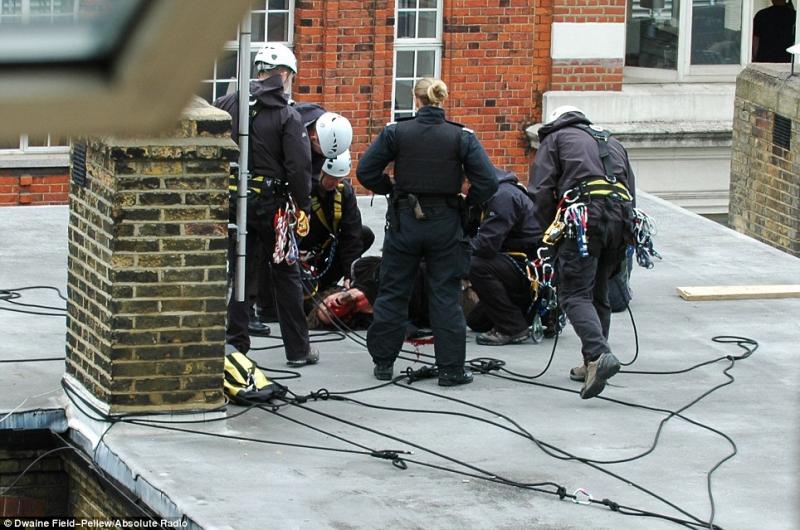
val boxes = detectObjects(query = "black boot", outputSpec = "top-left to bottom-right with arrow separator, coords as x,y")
438,367 -> 474,387
248,316 -> 271,337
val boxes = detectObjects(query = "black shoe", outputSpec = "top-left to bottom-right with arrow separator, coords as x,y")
438,367 -> 474,387
580,352 -> 620,399
286,349 -> 320,368
476,327 -> 530,346
373,363 -> 394,381
248,318 -> 271,337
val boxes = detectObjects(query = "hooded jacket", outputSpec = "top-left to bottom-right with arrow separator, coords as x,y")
527,112 -> 636,236
214,75 -> 312,212
294,102 -> 327,180
471,169 -> 540,258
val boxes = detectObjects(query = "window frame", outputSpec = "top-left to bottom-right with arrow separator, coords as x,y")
198,0 -> 295,104
391,0 -> 443,120
624,0 -> 755,83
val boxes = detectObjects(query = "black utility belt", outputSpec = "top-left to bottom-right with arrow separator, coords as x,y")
394,194 -> 457,208
228,174 -> 286,196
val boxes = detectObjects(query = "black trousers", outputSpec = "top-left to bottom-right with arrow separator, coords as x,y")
227,194 -> 310,361
468,254 -> 532,335
556,200 -> 630,363
367,204 -> 469,370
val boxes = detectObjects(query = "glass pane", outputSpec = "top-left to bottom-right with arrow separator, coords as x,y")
0,0 -> 144,63
396,50 -> 414,78
217,81 -> 235,99
399,0 -> 416,8
418,11 -> 436,38
268,0 -> 288,9
691,0 -> 742,65
0,136 -> 21,149
267,12 -> 288,41
394,80 -> 413,111
252,12 -> 265,42
216,50 -> 238,79
397,12 -> 415,38
419,0 -> 437,9
625,0 -> 679,70
417,50 -> 435,76
197,82 -> 213,103
395,111 -> 414,119
28,133 -> 48,146
49,134 -> 67,146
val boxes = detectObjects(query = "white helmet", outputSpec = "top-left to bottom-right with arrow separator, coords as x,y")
322,150 -> 352,178
316,112 -> 352,158
546,105 -> 585,124
254,43 -> 297,74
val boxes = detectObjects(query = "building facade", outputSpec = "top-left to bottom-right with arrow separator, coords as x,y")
3,0 -> 797,213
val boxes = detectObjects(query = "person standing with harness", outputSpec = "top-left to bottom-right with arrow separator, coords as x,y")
299,149 -> 374,297
356,77 -> 497,385
215,43 -> 318,367
529,106 -> 636,399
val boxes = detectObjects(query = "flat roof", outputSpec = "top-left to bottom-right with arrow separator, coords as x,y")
1,193 -> 798,529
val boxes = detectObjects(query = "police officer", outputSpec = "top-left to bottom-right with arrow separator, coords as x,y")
528,105 -> 636,399
466,167 -> 541,346
356,77 -> 497,386
215,43 -> 318,367
300,150 -> 374,296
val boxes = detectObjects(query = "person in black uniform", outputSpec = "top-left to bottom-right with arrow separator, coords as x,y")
256,105 -> 359,317
466,167 -> 541,346
215,43 -> 318,367
752,0 -> 796,63
529,105 -> 636,399
356,77 -> 497,386
299,149 -> 374,297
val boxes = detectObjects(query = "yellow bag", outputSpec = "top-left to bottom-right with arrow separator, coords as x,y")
223,351 -> 283,405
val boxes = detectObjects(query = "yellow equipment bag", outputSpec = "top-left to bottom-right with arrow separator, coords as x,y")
223,351 -> 283,405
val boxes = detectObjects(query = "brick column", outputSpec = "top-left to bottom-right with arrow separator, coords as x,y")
65,97 -> 237,414
730,65 -> 800,257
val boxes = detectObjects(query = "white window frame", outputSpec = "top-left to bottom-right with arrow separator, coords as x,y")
0,0 -> 76,157
199,1 -> 295,103
624,0 -> 755,83
392,0 -> 443,120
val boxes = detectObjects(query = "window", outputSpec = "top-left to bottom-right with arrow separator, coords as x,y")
625,0 -> 752,82
0,0 -> 76,154
198,0 -> 294,103
393,0 -> 442,119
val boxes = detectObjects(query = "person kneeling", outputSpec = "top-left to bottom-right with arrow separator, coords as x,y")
466,168 -> 541,346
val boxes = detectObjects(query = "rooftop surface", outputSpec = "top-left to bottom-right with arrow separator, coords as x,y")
1,193 -> 799,530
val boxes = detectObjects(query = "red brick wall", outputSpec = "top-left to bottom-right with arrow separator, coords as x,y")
0,169 -> 69,206
550,0 -> 624,91
294,0 -> 549,187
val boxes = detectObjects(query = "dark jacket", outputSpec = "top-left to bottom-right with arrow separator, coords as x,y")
299,179 -> 363,278
528,112 -> 636,237
295,102 -> 327,180
471,170 -> 540,258
356,106 -> 497,205
214,76 -> 312,212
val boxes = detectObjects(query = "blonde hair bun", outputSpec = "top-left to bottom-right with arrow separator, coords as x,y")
414,78 -> 449,107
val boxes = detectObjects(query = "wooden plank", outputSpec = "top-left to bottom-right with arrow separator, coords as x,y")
677,285 -> 800,301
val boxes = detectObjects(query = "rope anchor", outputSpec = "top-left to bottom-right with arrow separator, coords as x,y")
572,487 -> 593,505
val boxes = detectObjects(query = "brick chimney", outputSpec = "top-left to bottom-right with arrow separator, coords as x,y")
64,97 -> 237,414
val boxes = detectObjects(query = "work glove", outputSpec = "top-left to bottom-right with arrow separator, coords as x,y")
295,209 -> 310,238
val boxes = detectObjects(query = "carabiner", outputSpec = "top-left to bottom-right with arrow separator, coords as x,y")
572,487 -> 593,505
